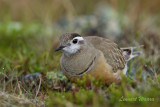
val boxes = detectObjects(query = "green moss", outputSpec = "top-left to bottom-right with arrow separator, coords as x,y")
0,21 -> 160,107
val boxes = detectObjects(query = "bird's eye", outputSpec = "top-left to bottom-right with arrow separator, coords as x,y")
72,39 -> 78,44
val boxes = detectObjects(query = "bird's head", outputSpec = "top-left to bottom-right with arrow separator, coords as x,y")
55,33 -> 85,55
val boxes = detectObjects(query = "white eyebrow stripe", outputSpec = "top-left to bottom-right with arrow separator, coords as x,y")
73,37 -> 84,41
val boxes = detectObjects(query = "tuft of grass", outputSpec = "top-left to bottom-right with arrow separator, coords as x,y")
0,1 -> 160,106
0,20 -> 160,106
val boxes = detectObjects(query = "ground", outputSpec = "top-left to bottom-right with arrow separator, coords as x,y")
0,0 -> 160,106
0,21 -> 159,107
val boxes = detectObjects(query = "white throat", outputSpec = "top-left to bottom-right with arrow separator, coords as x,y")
62,37 -> 84,55
63,44 -> 80,55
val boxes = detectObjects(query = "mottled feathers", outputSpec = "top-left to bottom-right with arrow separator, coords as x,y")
85,36 -> 126,72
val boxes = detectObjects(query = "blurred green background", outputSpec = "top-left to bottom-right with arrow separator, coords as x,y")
0,0 -> 160,107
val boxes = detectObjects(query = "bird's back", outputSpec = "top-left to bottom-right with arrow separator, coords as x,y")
85,36 -> 126,72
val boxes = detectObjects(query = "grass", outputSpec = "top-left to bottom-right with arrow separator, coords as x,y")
0,0 -> 160,106
0,20 -> 159,107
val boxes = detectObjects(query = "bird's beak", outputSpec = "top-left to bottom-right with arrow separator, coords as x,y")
54,45 -> 66,51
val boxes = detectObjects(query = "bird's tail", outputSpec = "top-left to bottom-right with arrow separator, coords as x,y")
121,45 -> 143,61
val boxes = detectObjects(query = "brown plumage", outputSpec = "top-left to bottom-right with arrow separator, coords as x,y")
85,36 -> 126,72
55,33 -> 141,84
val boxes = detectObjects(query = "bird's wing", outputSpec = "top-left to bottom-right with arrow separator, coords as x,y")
85,36 -> 126,72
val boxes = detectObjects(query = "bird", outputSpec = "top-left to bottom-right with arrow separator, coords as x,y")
55,33 -> 142,84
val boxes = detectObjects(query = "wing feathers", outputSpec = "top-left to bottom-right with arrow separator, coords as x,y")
85,36 -> 126,72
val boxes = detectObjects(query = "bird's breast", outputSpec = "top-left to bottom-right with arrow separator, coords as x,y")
61,51 -> 117,84
61,51 -> 97,76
